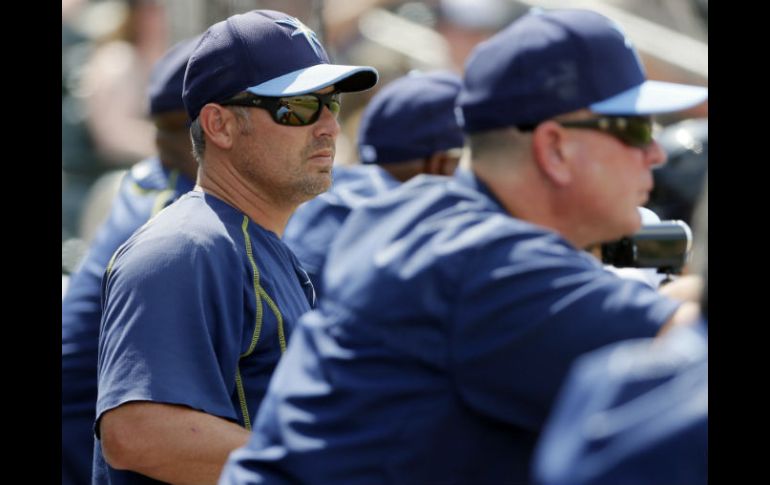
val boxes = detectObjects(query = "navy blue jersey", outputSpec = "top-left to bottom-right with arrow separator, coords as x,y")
92,191 -> 314,485
533,320 -> 708,485
219,169 -> 681,485
61,158 -> 193,485
283,164 -> 399,294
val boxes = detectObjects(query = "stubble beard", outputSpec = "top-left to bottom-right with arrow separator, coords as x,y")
294,140 -> 335,200
237,132 -> 335,206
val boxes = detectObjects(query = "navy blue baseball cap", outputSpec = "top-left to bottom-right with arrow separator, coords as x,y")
183,10 -> 378,121
148,35 -> 202,116
458,9 -> 708,132
358,71 -> 464,164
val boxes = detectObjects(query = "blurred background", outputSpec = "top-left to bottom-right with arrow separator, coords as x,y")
62,0 -> 708,286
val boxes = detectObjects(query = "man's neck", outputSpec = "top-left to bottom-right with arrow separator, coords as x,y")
197,164 -> 295,238
473,166 -> 586,249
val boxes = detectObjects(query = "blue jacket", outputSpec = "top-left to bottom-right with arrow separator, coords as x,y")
283,164 -> 399,296
219,169 -> 681,485
533,320 -> 708,485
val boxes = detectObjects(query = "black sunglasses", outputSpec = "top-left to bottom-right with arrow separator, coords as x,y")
520,115 -> 657,148
220,92 -> 341,126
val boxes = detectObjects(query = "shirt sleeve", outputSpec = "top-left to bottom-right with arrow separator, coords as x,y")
96,232 -> 247,427
532,326 -> 708,485
451,231 -> 681,430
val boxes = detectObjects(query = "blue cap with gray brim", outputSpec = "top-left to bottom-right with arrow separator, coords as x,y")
148,34 -> 202,116
457,9 -> 708,133
183,9 -> 378,121
358,70 -> 464,165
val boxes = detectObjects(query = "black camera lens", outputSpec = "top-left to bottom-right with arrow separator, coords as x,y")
601,221 -> 692,273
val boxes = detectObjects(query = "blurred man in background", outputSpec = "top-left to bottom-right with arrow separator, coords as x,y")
61,34 -> 199,485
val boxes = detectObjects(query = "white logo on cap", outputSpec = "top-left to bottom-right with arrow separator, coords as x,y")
360,145 -> 377,163
275,17 -> 324,59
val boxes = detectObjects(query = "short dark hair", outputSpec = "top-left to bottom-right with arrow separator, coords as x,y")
189,106 -> 252,164
189,118 -> 205,164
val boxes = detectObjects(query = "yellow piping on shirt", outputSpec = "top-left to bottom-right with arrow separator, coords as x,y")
236,216 -> 287,428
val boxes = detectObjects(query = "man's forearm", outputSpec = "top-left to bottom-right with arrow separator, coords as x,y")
656,274 -> 704,337
100,401 -> 251,484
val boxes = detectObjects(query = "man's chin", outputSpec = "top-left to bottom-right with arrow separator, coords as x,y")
302,174 -> 333,198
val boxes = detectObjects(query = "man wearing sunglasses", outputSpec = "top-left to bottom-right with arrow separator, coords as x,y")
93,10 -> 377,485
218,9 -> 706,485
533,180 -> 708,485
282,70 -> 464,298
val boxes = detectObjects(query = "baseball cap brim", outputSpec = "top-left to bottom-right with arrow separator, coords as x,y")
590,80 -> 707,115
246,64 -> 378,97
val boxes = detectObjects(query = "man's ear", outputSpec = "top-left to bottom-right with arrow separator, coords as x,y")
531,121 -> 572,186
423,151 -> 460,176
198,104 -> 237,150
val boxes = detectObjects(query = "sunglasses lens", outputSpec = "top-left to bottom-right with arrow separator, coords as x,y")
558,116 -> 656,148
329,96 -> 342,117
273,94 -> 341,126
617,117 -> 653,147
274,96 -> 321,126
